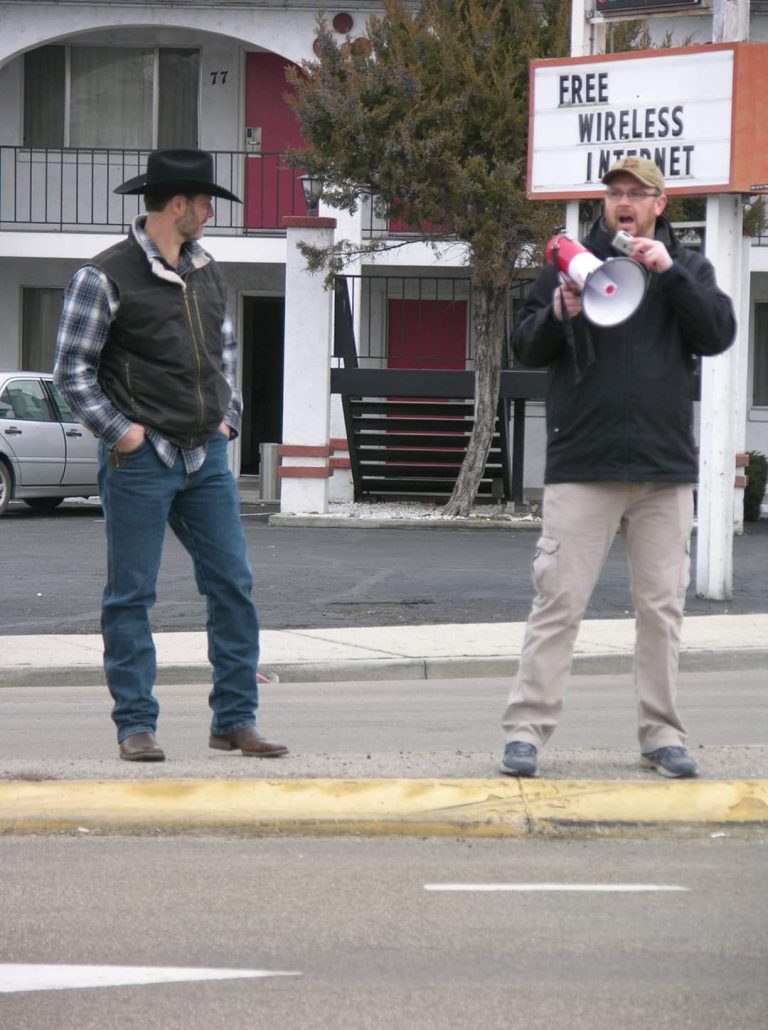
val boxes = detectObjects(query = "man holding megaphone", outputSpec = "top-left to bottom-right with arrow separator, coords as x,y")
500,156 -> 736,780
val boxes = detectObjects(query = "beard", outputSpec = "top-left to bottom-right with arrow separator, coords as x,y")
176,206 -> 203,241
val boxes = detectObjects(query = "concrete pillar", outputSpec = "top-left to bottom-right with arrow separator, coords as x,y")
279,215 -> 336,513
696,0 -> 751,596
566,0 -> 605,242
732,242 -> 751,534
697,194 -> 744,599
569,0 -> 606,57
325,201 -> 360,503
713,0 -> 750,41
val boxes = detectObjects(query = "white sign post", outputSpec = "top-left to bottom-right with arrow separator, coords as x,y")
697,193 -> 742,599
696,0 -> 750,599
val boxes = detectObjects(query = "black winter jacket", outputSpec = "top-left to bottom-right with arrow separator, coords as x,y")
511,216 -> 736,484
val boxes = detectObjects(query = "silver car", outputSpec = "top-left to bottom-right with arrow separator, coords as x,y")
0,371 -> 99,515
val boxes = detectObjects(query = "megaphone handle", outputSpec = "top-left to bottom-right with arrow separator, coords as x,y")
559,284 -> 575,339
559,284 -> 596,384
558,271 -> 579,294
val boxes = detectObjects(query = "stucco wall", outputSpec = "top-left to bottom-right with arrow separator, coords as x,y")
0,1 -> 366,70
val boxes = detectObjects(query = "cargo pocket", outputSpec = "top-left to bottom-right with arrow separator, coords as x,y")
531,535 -> 561,598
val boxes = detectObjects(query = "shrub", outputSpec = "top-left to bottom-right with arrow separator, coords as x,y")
744,451 -> 768,521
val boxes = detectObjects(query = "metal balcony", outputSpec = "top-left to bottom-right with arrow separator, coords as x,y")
0,147 -> 308,234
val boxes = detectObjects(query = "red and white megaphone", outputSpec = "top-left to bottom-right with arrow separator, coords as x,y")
545,233 -> 647,328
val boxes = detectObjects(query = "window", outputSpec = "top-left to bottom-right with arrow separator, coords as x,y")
24,46 -> 65,148
1,379 -> 54,423
22,288 -> 65,372
24,45 -> 199,149
754,303 -> 768,408
70,48 -> 154,148
47,380 -> 77,423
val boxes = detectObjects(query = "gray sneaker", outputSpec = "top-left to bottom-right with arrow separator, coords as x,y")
500,741 -> 537,777
642,746 -> 698,779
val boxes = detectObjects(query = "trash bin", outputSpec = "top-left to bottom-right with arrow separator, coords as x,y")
259,442 -> 279,501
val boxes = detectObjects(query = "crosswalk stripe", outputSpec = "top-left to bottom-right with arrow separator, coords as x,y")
0,964 -> 301,993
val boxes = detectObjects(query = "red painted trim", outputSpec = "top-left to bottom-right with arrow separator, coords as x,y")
330,457 -> 352,470
330,437 -> 349,451
278,444 -> 330,458
734,475 -> 748,488
278,466 -> 331,479
282,216 -> 337,229
735,452 -> 749,467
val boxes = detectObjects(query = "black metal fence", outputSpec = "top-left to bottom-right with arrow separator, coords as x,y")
335,274 -> 472,370
335,274 -> 533,370
0,146 -> 307,233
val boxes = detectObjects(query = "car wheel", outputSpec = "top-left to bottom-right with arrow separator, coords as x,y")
0,461 -> 11,516
24,497 -> 65,512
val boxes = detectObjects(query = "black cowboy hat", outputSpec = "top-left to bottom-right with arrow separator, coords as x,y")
114,148 -> 241,202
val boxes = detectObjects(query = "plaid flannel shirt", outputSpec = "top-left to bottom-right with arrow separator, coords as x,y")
54,216 -> 242,473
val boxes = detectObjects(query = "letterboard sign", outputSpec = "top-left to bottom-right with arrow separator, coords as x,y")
527,43 -> 768,198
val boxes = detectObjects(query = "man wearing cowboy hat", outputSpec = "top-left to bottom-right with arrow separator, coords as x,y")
55,149 -> 287,762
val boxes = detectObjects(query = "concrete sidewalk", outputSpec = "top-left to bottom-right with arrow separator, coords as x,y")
2,612 -> 766,687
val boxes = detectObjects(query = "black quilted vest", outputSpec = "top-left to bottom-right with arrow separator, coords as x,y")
91,232 -> 231,449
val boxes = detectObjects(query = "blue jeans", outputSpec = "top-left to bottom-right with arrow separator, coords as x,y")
97,433 -> 259,743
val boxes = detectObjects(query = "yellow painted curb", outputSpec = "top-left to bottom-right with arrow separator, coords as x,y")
0,779 -> 765,837
0,779 -> 527,836
520,779 -> 768,829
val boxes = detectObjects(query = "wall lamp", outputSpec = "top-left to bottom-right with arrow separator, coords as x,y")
299,173 -> 324,216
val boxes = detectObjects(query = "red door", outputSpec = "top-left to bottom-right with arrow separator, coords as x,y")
386,299 -> 469,467
387,299 -> 467,370
244,53 -> 306,229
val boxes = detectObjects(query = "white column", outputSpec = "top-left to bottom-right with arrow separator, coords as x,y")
713,0 -> 750,41
325,201 -> 360,503
280,215 -> 336,514
696,194 -> 743,599
732,237 -> 751,534
569,0 -> 606,57
696,0 -> 750,596
567,0 -> 605,240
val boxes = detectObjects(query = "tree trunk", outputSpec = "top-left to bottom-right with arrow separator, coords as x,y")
442,283 -> 506,517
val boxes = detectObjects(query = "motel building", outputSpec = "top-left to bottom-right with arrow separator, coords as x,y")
0,0 -> 767,520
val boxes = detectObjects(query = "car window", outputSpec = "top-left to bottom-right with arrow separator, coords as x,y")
46,380 -> 78,423
0,379 -> 55,422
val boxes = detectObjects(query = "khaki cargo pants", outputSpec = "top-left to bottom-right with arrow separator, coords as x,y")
502,482 -> 694,754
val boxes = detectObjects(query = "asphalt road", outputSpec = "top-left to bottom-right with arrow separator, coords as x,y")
1,835 -> 765,1029
1,500 -> 766,634
1,670 -> 765,781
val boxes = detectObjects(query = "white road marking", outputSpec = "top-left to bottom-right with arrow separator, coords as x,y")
0,965 -> 301,994
424,884 -> 689,892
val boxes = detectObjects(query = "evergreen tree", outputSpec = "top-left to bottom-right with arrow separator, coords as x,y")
287,0 -> 569,514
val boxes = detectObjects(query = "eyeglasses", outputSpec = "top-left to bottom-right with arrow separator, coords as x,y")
605,188 -> 660,203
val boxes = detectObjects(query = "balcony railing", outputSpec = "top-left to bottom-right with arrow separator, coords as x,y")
0,147 -> 308,233
0,145 -> 469,240
335,274 -> 534,371
338,274 -> 474,370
